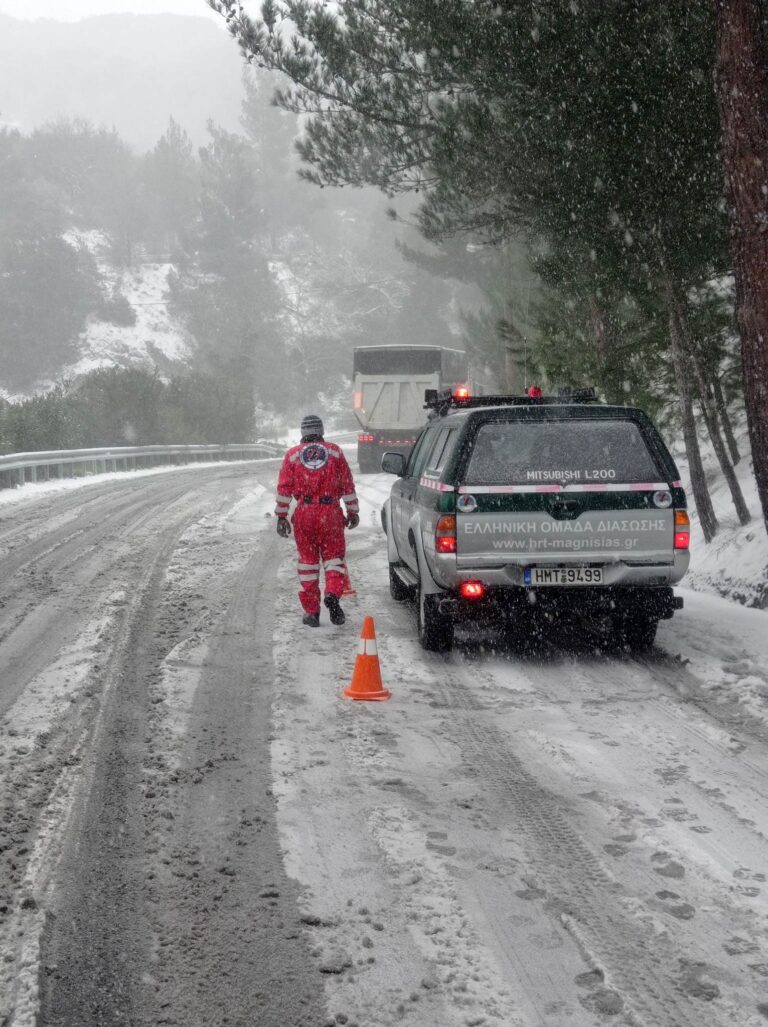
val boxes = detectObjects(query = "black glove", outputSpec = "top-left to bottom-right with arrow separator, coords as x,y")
345,512 -> 360,529
276,517 -> 292,537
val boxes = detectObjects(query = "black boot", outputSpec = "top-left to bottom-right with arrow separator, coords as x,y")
324,595 -> 345,626
302,612 -> 320,627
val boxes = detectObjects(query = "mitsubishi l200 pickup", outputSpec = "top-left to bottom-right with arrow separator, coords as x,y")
381,388 -> 690,652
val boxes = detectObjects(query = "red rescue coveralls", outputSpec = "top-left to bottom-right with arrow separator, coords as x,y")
275,441 -> 359,616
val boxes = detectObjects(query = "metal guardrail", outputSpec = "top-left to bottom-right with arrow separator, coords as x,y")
0,443 -> 281,491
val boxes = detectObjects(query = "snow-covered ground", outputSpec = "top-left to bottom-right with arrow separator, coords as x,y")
674,420 -> 767,608
1,453 -> 768,1025
268,471 -> 768,1026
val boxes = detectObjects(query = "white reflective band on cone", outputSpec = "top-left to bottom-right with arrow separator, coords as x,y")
358,638 -> 378,656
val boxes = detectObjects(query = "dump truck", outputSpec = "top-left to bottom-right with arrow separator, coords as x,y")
353,345 -> 468,473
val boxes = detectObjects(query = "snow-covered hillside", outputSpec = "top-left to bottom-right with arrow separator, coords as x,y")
45,231 -> 195,393
675,420 -> 767,608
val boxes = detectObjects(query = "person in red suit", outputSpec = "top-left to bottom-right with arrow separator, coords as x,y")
275,414 -> 360,626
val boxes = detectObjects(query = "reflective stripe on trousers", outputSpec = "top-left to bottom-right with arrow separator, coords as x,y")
292,505 -> 347,615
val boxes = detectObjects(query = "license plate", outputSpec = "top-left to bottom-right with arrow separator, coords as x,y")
524,567 -> 603,586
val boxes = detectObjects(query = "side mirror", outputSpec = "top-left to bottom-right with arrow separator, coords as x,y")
381,452 -> 407,476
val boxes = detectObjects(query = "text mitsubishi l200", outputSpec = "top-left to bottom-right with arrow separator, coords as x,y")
380,389 -> 690,652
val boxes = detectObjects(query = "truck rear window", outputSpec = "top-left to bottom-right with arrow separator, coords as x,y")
464,419 -> 662,485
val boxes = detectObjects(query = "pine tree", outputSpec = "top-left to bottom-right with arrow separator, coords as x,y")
0,128 -> 100,389
143,118 -> 199,258
211,0 -> 738,529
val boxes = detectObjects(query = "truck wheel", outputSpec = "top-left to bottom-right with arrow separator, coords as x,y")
357,447 -> 379,474
616,614 -> 658,652
389,564 -> 413,602
417,582 -> 453,652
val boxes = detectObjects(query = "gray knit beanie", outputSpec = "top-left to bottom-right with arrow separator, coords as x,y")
300,414 -> 324,438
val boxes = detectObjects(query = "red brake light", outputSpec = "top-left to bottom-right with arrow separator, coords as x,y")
459,581 -> 485,599
674,510 -> 690,550
358,434 -> 375,443
528,385 -> 543,398
436,537 -> 457,553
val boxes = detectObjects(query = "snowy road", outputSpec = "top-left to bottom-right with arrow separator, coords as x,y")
1,463 -> 768,1026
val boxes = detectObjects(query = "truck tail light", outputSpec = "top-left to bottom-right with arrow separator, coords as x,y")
674,509 -> 690,550
358,433 -> 375,443
435,514 -> 457,554
459,581 -> 484,599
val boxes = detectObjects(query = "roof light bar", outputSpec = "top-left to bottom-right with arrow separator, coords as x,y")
424,387 -> 598,414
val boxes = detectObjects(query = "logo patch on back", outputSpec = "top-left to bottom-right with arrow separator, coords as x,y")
300,443 -> 329,470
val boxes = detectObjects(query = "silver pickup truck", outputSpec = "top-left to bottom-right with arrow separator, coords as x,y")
381,390 -> 690,652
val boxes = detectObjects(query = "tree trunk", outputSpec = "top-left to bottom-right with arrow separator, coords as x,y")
713,376 -> 740,464
589,295 -> 610,365
667,308 -> 720,542
672,300 -> 751,524
497,317 -> 527,392
714,0 -> 768,534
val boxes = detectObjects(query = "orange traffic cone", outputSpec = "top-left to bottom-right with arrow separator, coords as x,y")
341,562 -> 357,598
343,617 -> 391,702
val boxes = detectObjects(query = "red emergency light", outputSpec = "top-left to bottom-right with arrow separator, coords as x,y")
459,581 -> 485,600
453,385 -> 472,399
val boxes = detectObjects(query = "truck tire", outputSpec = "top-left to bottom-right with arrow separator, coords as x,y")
389,564 -> 413,602
357,445 -> 380,474
616,614 -> 658,652
417,580 -> 453,652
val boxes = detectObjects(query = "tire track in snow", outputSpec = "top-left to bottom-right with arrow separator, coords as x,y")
0,467 -> 274,1025
36,524 -> 196,1026
434,652 -> 759,1027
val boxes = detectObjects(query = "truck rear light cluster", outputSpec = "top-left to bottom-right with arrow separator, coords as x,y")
435,514 -> 457,554
674,509 -> 690,549
358,434 -> 375,443
459,581 -> 485,599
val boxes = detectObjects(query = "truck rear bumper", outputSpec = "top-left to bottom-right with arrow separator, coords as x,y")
438,585 -> 683,622
432,551 -> 690,588
358,432 -> 418,472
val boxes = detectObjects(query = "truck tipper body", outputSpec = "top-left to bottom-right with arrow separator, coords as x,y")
353,345 -> 468,472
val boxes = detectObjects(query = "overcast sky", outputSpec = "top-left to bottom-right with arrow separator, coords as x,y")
0,0 -> 223,20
